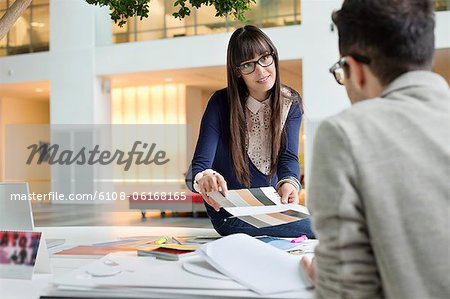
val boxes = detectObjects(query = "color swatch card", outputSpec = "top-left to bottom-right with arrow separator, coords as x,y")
207,187 -> 310,228
0,230 -> 51,280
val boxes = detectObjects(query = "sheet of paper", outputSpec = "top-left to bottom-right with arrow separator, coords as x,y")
51,253 -> 247,291
199,233 -> 312,295
182,256 -> 231,280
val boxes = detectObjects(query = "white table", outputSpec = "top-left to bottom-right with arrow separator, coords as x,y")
0,226 -> 313,299
0,226 -> 218,299
39,226 -> 219,245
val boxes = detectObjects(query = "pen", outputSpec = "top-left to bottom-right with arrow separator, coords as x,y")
172,236 -> 182,245
153,236 -> 169,245
291,235 -> 308,243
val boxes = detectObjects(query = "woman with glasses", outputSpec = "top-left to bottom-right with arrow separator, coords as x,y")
186,25 -> 313,238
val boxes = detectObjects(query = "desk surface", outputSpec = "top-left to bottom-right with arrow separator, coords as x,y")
1,226 -> 218,299
0,226 -> 312,299
39,225 -> 219,244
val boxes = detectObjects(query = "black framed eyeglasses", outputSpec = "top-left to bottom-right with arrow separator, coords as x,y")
329,53 -> 371,85
237,53 -> 275,75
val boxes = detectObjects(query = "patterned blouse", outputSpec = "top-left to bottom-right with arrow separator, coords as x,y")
245,90 -> 292,175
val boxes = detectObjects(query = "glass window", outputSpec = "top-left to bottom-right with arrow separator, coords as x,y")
433,0 -> 450,11
258,0 -> 282,26
195,5 -> 228,35
164,0 -> 195,38
135,0 -> 165,40
235,0 -> 259,25
295,0 -> 301,24
112,0 -> 302,44
8,10 -> 31,54
226,0 -> 301,31
32,0 -> 49,4
113,17 -> 140,43
0,36 -> 6,56
0,0 -> 49,57
112,21 -> 131,44
127,17 -> 138,42
279,0 -> 301,26
30,5 -> 49,52
0,0 -> 7,11
0,0 -> 7,55
248,0 -> 300,28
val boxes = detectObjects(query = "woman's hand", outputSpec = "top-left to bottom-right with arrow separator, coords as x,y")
278,182 -> 299,204
197,172 -> 228,212
300,256 -> 316,287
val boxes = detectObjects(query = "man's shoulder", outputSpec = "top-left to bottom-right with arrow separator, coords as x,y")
319,97 -> 399,146
328,75 -> 450,131
324,99 -> 383,128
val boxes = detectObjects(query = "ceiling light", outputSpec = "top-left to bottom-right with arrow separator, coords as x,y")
31,22 -> 45,28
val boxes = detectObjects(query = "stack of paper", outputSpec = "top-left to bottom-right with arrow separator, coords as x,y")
51,252 -> 247,291
208,187 -> 310,228
198,233 -> 312,295
47,235 -> 314,298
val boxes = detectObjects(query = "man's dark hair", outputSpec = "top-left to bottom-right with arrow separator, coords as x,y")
332,0 -> 435,86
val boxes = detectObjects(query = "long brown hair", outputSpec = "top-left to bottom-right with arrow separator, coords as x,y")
227,25 -> 283,187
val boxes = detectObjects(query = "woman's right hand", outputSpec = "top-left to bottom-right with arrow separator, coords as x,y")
197,172 -> 228,212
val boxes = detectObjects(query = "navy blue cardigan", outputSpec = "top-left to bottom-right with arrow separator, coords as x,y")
186,88 -> 302,192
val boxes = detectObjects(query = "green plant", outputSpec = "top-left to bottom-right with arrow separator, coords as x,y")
85,0 -> 255,27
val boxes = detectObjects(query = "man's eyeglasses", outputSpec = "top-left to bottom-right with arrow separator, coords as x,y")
329,54 -> 371,85
237,53 -> 275,75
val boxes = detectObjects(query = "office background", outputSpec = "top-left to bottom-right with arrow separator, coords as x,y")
0,0 -> 449,226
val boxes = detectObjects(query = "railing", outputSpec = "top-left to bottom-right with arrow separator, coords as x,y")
112,0 -> 301,44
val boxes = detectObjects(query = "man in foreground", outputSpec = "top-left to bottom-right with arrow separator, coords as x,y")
302,0 -> 450,298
